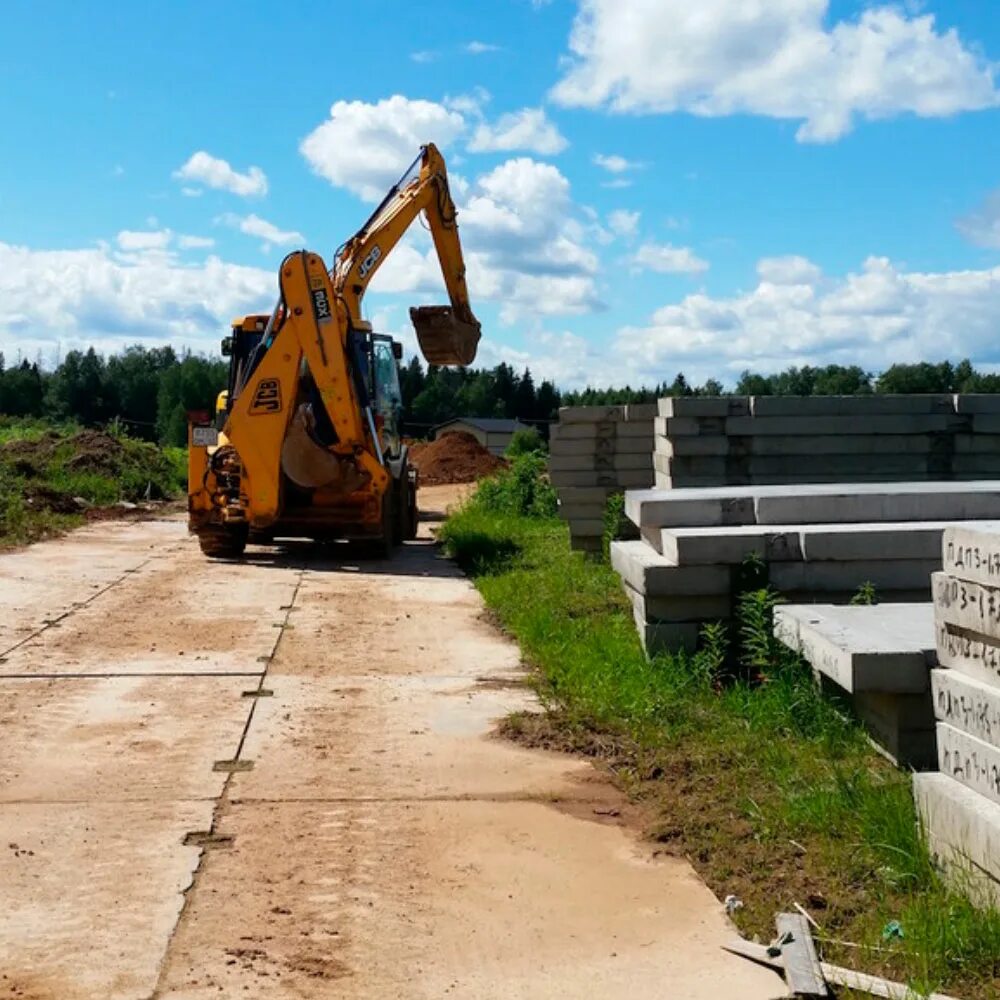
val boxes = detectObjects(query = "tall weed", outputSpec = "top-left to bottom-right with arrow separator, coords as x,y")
475,453 -> 557,519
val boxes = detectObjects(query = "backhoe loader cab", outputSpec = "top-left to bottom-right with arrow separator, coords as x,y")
187,143 -> 478,560
188,311 -> 417,558
217,314 -> 405,462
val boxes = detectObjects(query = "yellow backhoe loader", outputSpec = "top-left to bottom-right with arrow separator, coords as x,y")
187,144 -> 481,559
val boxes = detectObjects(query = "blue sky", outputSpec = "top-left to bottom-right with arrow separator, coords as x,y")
1,0 -> 999,388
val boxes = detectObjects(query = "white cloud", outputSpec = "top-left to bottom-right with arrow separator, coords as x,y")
601,178 -> 632,190
633,241 -> 709,275
614,255 -> 1000,386
173,151 -> 268,196
468,107 -> 568,155
181,187 -> 203,198
552,0 -> 1000,142
363,157 -> 603,323
593,153 -> 639,173
410,50 -> 437,63
607,209 -> 640,238
461,158 -> 601,321
0,241 -> 274,360
445,87 -> 491,117
957,189 -> 1000,249
467,329 -> 600,388
465,41 -> 502,54
300,95 -> 465,200
219,213 -> 304,249
177,234 -> 215,250
117,229 -> 172,251
756,255 -> 823,285
115,230 -> 217,253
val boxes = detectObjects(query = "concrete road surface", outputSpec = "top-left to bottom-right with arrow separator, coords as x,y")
0,487 -> 781,999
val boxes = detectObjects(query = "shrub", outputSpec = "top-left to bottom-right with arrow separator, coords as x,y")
475,453 -> 558,519
505,427 -> 546,457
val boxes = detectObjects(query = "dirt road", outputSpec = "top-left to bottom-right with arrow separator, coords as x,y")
0,486 -> 780,999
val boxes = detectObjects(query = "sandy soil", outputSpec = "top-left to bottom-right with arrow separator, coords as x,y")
0,489 -> 781,999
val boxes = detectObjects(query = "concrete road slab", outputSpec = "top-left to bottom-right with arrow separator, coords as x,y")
0,494 -> 782,1000
0,675 -> 253,802
0,800 -> 213,1000
932,668 -> 1000,749
154,800 -> 780,1000
0,550 -> 299,676
270,561 -> 520,679
627,481 -> 1000,529
938,722 -> 1000,807
610,540 -> 730,596
915,772 -> 1000,906
0,520 -> 183,652
232,673 -> 590,800
774,603 -> 934,693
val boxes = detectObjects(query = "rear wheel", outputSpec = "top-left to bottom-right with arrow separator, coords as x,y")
392,476 -> 406,545
404,475 -> 419,540
372,488 -> 394,559
198,522 -> 249,559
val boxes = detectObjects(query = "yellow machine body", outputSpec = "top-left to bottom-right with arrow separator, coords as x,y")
186,144 -> 480,558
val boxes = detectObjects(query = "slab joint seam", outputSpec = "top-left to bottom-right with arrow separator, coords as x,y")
0,555 -> 158,661
145,557 -> 308,1000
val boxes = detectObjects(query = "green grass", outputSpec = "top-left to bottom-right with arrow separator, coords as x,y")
0,417 -> 187,547
0,416 -> 78,445
439,486 -> 1000,999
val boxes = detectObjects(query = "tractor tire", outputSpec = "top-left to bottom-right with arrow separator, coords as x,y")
392,476 -> 405,545
392,461 -> 419,544
404,476 -> 419,540
372,489 -> 394,560
198,523 -> 249,560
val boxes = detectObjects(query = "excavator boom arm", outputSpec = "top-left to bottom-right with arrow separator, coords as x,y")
334,144 -> 480,366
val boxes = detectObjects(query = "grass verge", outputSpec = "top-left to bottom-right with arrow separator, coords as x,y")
0,417 -> 186,547
439,478 -> 1000,999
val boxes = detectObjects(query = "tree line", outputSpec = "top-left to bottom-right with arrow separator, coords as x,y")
0,347 -> 227,445
0,347 -> 564,444
2,347 -> 999,446
565,361 -> 1000,405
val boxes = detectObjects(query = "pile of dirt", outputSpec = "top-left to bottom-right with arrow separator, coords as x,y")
409,431 -> 506,485
1,432 -> 63,476
1,429 -> 127,477
64,430 -> 128,474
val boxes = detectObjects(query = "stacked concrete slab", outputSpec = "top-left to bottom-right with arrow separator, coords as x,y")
916,526 -> 1000,903
551,404 -> 656,553
774,603 -> 938,768
655,395 -> 1000,489
616,482 -> 1000,656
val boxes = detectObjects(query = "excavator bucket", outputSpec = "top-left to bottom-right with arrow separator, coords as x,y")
281,405 -> 367,493
410,306 -> 481,367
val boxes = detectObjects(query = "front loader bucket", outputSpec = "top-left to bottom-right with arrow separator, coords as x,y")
282,405 -> 367,493
410,306 -> 481,366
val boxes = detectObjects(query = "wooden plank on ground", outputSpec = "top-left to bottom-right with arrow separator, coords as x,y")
776,912 -> 829,997
723,939 -> 961,1000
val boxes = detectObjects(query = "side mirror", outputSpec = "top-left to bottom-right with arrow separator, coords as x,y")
392,340 -> 404,361
221,336 -> 233,357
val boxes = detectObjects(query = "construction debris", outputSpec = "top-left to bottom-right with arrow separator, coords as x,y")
774,912 -> 829,997
724,936 -> 961,1000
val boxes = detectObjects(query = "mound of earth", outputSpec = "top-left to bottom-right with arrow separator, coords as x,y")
409,431 -> 506,485
1,429 -> 127,477
65,430 -> 128,474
